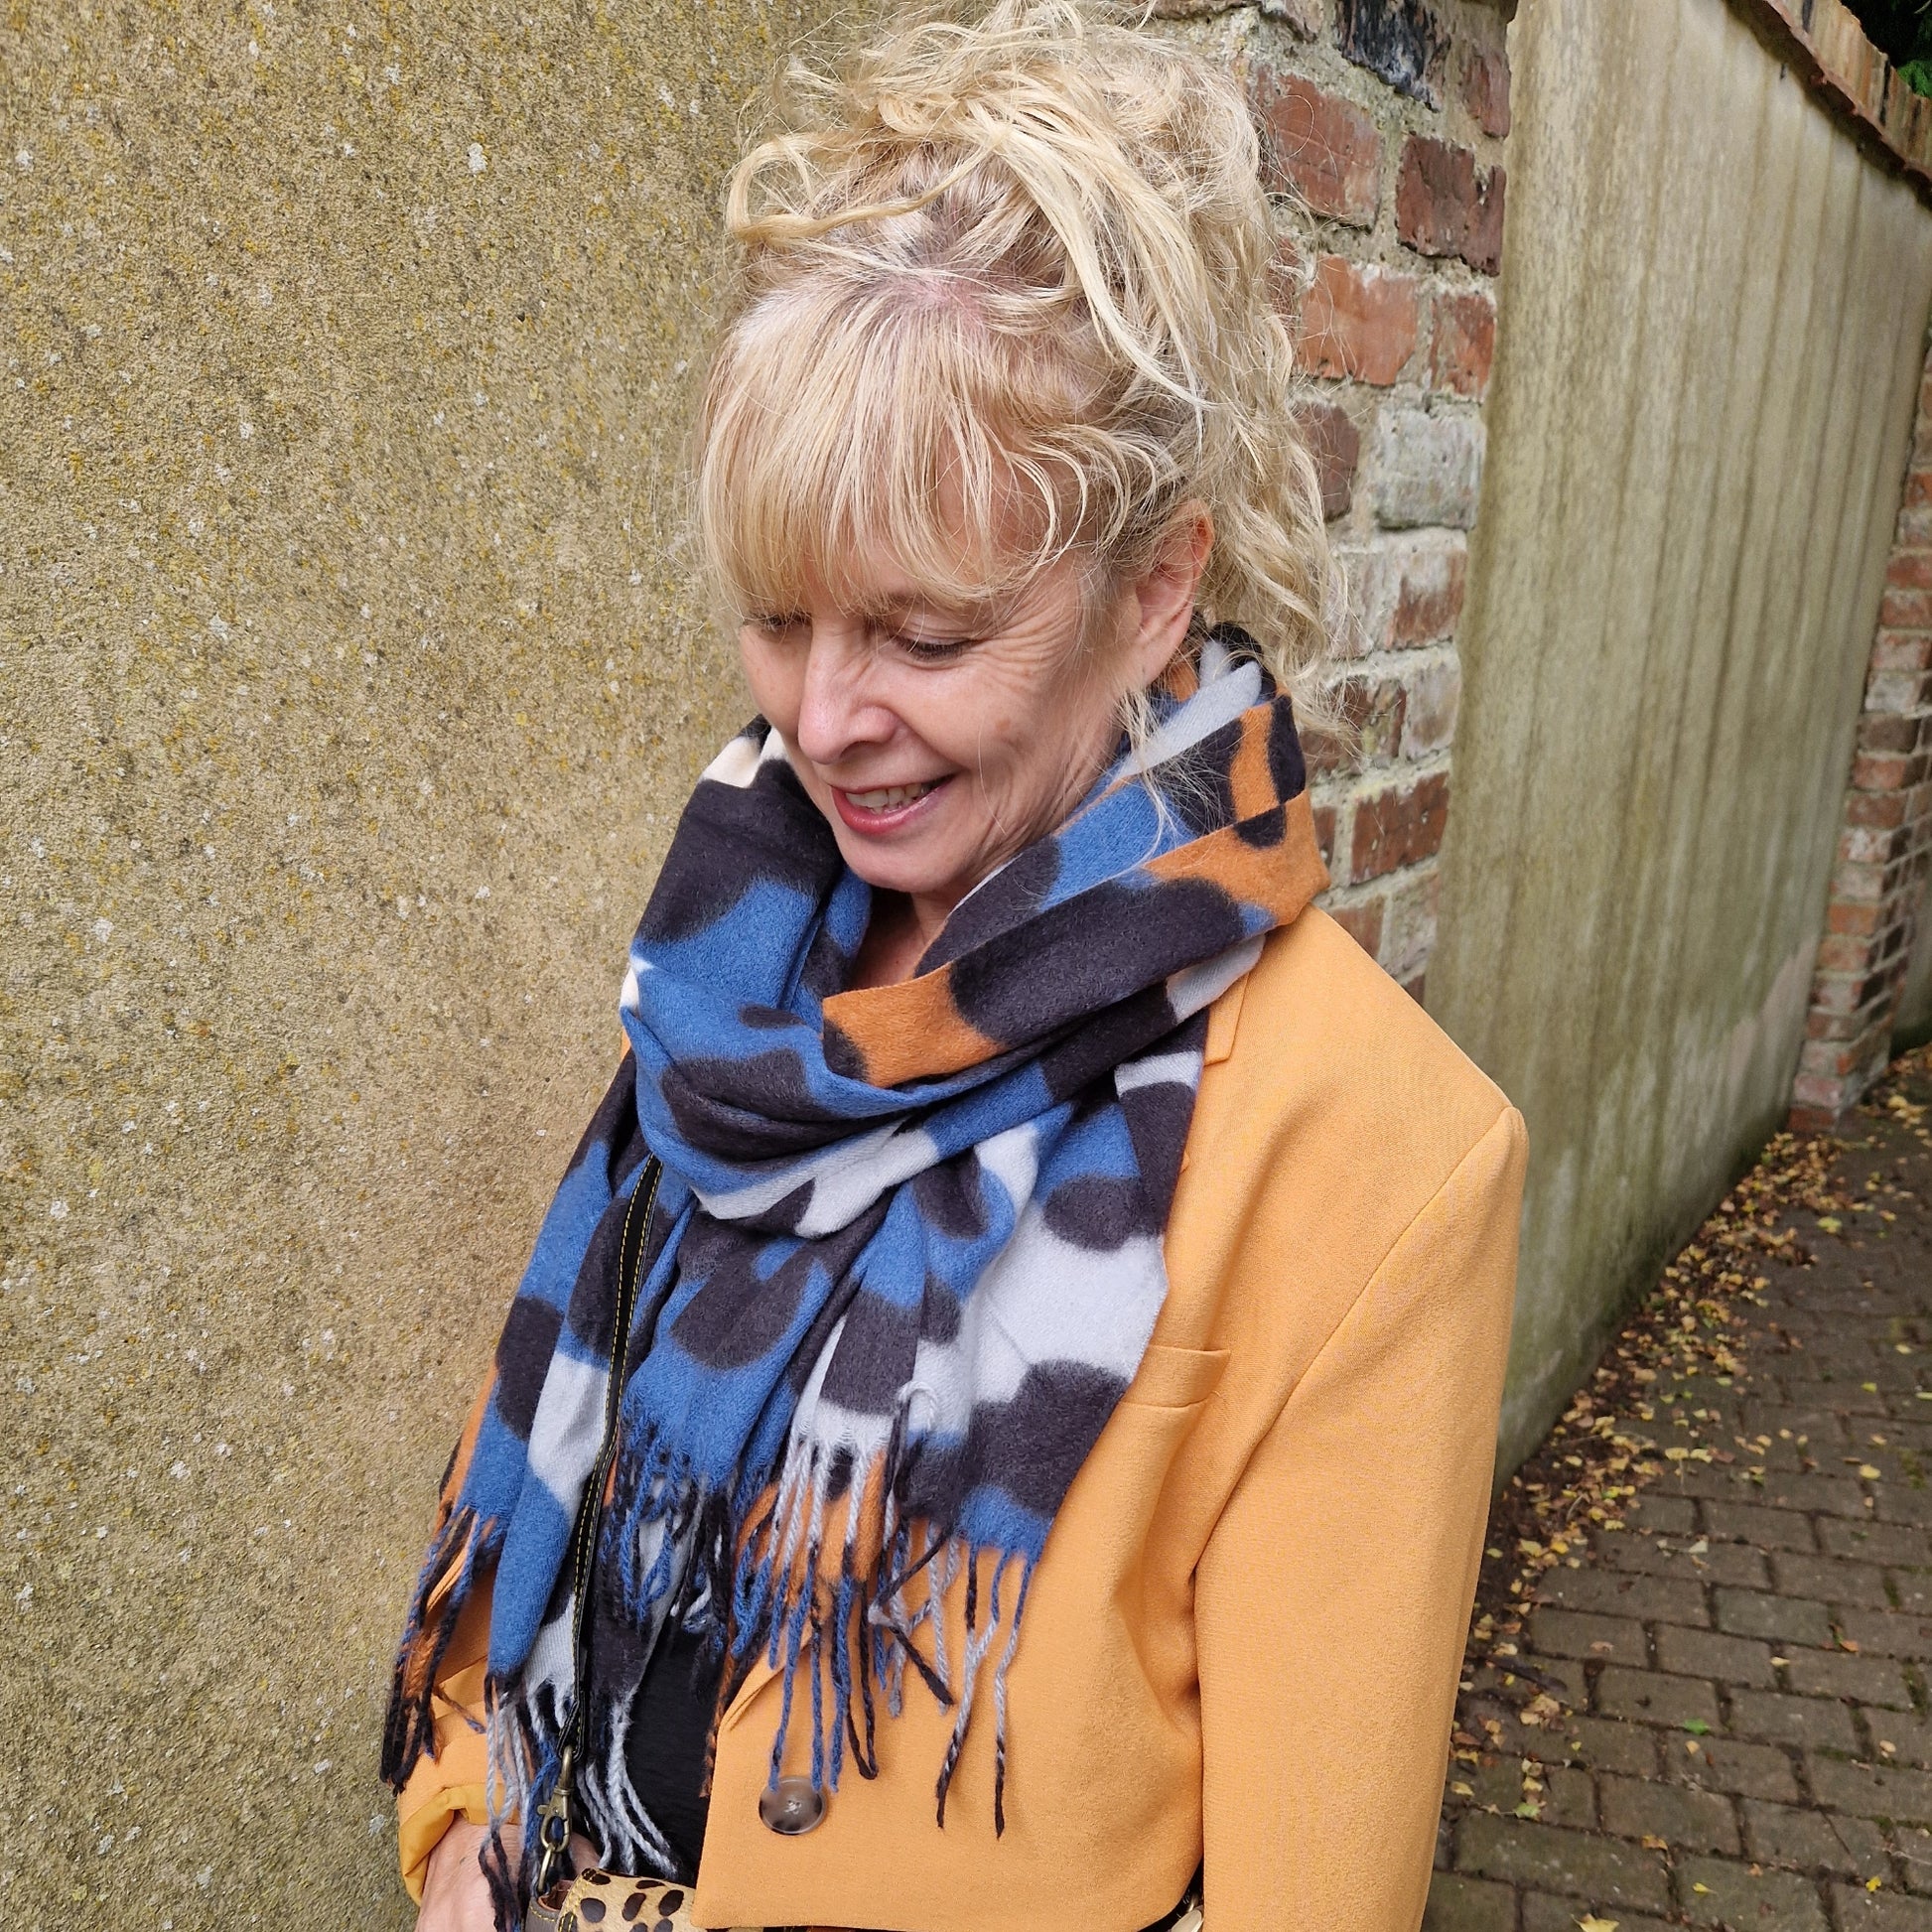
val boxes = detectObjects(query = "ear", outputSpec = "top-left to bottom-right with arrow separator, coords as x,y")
1127,506 -> 1214,688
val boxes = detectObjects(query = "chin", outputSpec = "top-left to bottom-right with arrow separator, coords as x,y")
831,830 -> 960,903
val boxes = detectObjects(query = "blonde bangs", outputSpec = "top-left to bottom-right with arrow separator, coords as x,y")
698,277 -> 1102,626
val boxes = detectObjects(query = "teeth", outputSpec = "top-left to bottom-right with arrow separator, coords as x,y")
848,780 -> 939,811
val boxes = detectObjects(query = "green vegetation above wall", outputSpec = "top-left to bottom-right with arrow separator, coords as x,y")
1845,0 -> 1932,94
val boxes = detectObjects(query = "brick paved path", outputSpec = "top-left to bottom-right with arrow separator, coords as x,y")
1428,1062 -> 1932,1932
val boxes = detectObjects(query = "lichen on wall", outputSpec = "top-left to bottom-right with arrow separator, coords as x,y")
0,1 -> 827,1920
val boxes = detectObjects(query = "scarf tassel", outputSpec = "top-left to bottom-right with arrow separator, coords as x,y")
379,1502 -> 499,1792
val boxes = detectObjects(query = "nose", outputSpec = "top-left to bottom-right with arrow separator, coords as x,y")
793,622 -> 892,768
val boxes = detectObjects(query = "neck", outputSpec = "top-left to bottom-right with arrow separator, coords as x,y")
852,888 -> 956,989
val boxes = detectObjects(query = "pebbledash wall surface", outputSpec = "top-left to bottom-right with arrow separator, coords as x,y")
4,0 -> 1931,1921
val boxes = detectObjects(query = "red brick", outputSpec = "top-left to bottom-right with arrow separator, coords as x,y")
1313,800 -> 1338,871
1249,68 -> 1382,227
1889,550 -> 1932,591
1856,753 -> 1913,791
1395,135 -> 1505,274
1818,933 -> 1878,973
1300,254 -> 1421,385
1394,541 -> 1466,645
1295,397 -> 1361,522
1459,40 -> 1511,138
1872,630 -> 1932,673
1883,590 -> 1932,630
1305,672 -> 1407,775
1328,896 -> 1386,959
1351,770 -> 1450,880
1829,899 -> 1884,937
1860,713 -> 1919,755
1848,790 -> 1911,829
1430,287 -> 1495,398
1909,469 -> 1932,509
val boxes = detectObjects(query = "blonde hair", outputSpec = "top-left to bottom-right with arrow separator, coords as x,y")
695,0 -> 1336,717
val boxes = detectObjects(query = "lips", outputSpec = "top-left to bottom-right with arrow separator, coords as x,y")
830,774 -> 951,834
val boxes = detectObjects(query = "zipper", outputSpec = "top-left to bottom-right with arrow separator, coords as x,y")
534,1152 -> 662,1898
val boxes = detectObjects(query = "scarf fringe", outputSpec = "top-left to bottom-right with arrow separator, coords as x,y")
380,1500 -> 499,1792
578,1393 -> 1037,1843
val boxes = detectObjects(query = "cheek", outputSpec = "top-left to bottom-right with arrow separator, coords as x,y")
738,636 -> 800,731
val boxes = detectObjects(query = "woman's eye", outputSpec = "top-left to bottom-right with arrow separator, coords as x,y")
894,632 -> 973,663
748,614 -> 807,640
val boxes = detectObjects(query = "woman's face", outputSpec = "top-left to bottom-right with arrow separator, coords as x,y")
738,534 -> 1201,925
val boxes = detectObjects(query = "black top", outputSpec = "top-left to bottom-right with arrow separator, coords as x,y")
621,1621 -> 724,1879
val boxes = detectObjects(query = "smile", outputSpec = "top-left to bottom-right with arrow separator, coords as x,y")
830,775 -> 951,832
847,780 -> 941,810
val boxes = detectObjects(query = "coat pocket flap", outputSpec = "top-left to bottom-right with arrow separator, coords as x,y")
1122,1343 -> 1229,1410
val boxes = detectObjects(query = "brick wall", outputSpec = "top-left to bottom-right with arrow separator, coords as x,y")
1790,340 -> 1932,1128
1203,0 -> 1512,996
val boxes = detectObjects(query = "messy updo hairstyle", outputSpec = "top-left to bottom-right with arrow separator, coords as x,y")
695,0 -> 1336,721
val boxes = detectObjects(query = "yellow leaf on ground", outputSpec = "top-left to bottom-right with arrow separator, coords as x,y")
1576,1918 -> 1618,1932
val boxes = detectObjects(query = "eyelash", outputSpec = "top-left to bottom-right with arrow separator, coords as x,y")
893,631 -> 973,663
746,616 -> 973,664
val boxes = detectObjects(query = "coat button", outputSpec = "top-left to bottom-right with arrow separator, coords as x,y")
759,1776 -> 826,1836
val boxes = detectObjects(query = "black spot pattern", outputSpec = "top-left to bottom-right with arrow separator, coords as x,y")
915,1361 -> 1130,1521
633,756 -> 832,948
948,878 -> 1248,1053
1042,1173 -> 1160,1247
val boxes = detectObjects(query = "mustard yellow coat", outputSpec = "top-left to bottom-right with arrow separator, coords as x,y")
398,903 -> 1527,1932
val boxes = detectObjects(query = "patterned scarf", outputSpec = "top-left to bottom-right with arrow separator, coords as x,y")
382,633 -> 1325,1907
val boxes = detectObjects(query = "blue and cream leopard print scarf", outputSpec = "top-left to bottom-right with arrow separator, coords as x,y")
383,632 -> 1326,1905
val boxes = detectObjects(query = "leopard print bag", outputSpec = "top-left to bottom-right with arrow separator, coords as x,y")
522,1866 -> 1204,1932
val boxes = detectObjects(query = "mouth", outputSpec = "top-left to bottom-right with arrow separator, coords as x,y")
830,774 -> 951,833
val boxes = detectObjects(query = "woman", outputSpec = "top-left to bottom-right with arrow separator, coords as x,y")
383,6 -> 1526,1930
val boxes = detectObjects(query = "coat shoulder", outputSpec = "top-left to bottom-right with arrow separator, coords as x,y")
1206,904 -> 1515,1184
1173,907 -> 1524,1365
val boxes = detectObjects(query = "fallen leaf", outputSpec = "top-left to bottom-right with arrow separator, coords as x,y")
1867,1876 -> 1884,1892
1641,1835 -> 1669,1851
1861,1465 -> 1883,1479
1450,1781 -> 1474,1797
1576,1918 -> 1618,1932
1683,1719 -> 1712,1735
1819,1215 -> 1843,1233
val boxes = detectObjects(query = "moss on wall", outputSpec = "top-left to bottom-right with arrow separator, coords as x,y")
0,1 -> 831,1920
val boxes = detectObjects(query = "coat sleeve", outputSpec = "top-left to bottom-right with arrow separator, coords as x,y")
1194,1103 -> 1526,1932
395,1575 -> 493,1903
